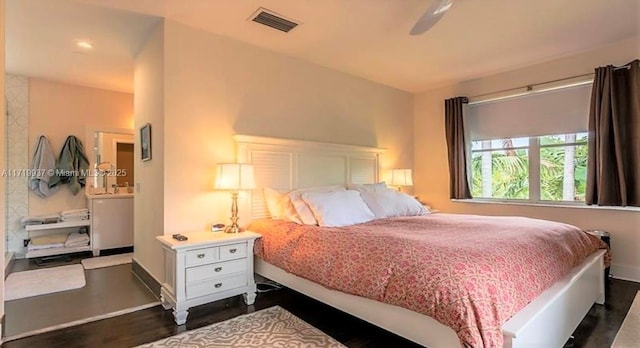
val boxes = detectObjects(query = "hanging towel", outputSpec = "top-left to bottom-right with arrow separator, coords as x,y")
29,135 -> 59,198
49,136 -> 90,195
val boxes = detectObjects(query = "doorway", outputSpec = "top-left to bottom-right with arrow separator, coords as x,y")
115,142 -> 134,187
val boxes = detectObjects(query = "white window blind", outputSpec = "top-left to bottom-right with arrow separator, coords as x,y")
467,84 -> 592,141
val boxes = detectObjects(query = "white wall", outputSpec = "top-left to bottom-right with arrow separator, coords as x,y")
28,78 -> 133,216
1,0 -> 6,331
134,20 -> 414,282
3,76 -> 132,256
0,78 -> 135,256
162,20 -> 413,232
133,21 -> 165,281
414,38 -> 640,282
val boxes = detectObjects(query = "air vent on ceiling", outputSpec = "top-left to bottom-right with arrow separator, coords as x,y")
250,8 -> 299,33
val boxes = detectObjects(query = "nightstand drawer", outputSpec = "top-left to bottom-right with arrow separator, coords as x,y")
185,247 -> 218,267
186,273 -> 247,299
186,258 -> 247,283
219,243 -> 246,261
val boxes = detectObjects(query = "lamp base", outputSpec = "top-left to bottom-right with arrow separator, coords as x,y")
224,191 -> 247,233
224,225 -> 244,234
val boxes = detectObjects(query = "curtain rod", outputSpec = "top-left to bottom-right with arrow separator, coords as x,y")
468,72 -> 594,101
469,61 -> 634,102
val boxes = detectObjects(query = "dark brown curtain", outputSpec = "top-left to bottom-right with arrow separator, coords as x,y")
445,97 -> 472,199
586,60 -> 640,206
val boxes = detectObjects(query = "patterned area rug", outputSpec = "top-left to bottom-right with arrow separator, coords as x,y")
136,306 -> 345,348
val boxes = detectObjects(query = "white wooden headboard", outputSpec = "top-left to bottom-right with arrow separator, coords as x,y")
234,135 -> 385,220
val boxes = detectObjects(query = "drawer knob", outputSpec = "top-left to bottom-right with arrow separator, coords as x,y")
197,254 -> 205,259
229,249 -> 237,254
214,283 -> 222,288
214,267 -> 222,272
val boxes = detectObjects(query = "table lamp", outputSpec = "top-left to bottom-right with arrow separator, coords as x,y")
389,169 -> 413,192
214,163 -> 256,233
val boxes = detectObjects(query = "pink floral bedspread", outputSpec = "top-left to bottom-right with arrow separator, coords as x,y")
250,214 -> 608,347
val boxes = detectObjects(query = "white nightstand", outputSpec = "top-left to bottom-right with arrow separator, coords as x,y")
156,231 -> 261,325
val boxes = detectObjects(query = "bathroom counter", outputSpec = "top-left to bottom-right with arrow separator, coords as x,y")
87,193 -> 134,253
86,192 -> 134,199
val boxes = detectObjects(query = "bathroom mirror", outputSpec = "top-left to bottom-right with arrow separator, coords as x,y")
91,130 -> 134,191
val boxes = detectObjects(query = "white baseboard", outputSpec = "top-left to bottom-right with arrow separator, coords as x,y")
611,264 -> 640,283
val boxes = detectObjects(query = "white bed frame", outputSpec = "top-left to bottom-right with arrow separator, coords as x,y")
235,134 -> 606,348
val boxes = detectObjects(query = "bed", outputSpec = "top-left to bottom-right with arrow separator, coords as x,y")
234,134 -> 607,348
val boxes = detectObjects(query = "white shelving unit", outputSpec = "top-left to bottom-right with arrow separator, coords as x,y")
25,220 -> 95,258
25,220 -> 91,232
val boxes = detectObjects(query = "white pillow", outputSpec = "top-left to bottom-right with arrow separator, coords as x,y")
286,185 -> 346,225
360,189 -> 428,219
301,190 -> 375,227
346,182 -> 388,193
263,187 -> 286,219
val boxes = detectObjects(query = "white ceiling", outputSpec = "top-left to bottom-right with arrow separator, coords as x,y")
6,0 -> 639,93
5,0 -> 159,92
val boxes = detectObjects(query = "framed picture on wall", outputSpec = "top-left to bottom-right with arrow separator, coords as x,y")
140,123 -> 152,161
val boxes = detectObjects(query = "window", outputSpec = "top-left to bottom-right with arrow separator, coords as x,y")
471,133 -> 588,202
466,82 -> 592,203
539,133 -> 588,201
471,137 -> 530,200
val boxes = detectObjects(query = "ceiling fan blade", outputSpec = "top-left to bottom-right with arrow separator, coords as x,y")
409,0 -> 453,35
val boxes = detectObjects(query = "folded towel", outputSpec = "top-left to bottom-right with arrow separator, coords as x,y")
65,242 -> 89,248
65,232 -> 90,247
28,242 -> 65,251
65,243 -> 88,248
60,215 -> 90,222
60,213 -> 89,217
65,240 -> 89,247
30,233 -> 69,246
61,208 -> 89,216
20,214 -> 61,227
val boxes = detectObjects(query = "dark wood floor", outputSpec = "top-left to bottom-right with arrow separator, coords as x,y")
4,248 -> 156,339
3,278 -> 639,348
566,278 -> 640,348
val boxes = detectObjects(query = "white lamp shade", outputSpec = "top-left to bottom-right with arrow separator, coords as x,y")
389,169 -> 413,186
215,163 -> 256,190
